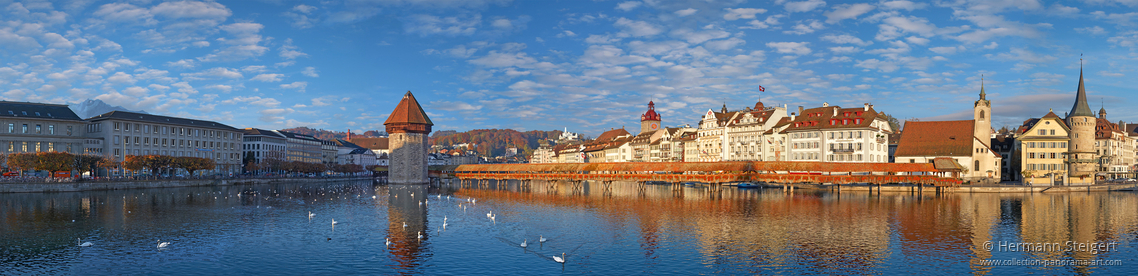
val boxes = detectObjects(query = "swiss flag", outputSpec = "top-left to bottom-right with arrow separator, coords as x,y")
758,86 -> 765,92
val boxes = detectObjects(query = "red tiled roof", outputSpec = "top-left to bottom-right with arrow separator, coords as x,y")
894,120 -> 975,157
1096,118 -> 1121,139
785,105 -> 887,132
384,91 -> 433,125
1017,111 -> 1070,135
351,137 -> 389,150
595,128 -> 631,142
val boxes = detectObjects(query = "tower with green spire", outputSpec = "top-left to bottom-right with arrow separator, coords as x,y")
1066,62 -> 1096,184
974,76 -> 991,144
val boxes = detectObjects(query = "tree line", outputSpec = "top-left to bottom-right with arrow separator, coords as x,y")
0,152 -> 218,178
430,129 -> 563,157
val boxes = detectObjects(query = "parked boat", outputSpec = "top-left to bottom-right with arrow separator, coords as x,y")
737,182 -> 760,189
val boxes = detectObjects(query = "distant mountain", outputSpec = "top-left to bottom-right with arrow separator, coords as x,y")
70,99 -> 146,119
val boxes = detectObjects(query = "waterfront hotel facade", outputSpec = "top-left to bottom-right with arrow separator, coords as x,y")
84,111 -> 244,175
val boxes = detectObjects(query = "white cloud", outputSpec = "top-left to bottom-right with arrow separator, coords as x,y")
829,46 -> 861,54
198,22 -> 268,62
431,100 -> 483,111
279,38 -> 308,59
166,59 -> 195,69
705,37 -> 746,51
181,67 -> 243,80
983,42 -> 999,49
784,0 -> 827,13
766,42 -> 812,55
312,95 -> 349,106
1075,26 -> 1106,35
470,51 -> 538,68
614,18 -> 663,37
280,81 -> 307,92
880,0 -> 926,11
784,20 -> 824,35
820,34 -> 872,46
222,96 -> 281,107
905,36 -> 930,45
854,59 -> 900,72
670,29 -> 730,44
929,46 -> 962,54
302,67 -> 319,77
723,8 -> 767,20
403,14 -> 481,36
285,4 -> 318,29
242,65 -> 267,73
616,1 -> 641,11
675,8 -> 698,17
251,74 -> 284,82
824,3 -> 875,23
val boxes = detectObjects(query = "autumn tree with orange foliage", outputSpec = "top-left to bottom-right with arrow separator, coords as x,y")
174,157 -> 215,177
7,153 -> 37,173
34,152 -> 75,177
140,155 -> 174,176
123,155 -> 145,174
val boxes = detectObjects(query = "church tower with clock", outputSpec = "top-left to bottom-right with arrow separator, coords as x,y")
640,101 -> 662,134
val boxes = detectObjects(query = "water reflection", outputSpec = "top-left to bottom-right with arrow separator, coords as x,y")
2,180 -> 1137,275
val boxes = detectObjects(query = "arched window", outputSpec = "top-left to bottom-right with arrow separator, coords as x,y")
979,110 -> 985,119
975,160 -> 980,171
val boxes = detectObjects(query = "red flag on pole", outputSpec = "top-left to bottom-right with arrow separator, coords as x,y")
758,86 -> 765,92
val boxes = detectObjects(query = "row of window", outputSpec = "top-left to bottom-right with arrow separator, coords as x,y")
3,141 -> 79,153
112,122 -> 238,140
6,123 -> 73,136
112,148 -> 239,160
1025,142 -> 1067,149
112,135 -> 236,150
1027,152 -> 1066,159
1025,163 -> 1066,171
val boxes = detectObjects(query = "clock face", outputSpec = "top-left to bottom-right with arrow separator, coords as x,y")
651,123 -> 659,130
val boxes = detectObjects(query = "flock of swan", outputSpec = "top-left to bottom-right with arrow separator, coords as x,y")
74,187 -> 569,266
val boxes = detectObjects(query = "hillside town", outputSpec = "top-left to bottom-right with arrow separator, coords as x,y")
532,68 -> 1138,186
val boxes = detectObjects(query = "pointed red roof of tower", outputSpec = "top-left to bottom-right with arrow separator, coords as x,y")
384,91 -> 434,126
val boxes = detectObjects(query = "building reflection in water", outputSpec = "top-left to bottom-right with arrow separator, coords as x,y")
456,180 -> 1138,273
385,184 -> 430,272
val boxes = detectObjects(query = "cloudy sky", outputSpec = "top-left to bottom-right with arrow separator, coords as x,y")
1,0 -> 1136,136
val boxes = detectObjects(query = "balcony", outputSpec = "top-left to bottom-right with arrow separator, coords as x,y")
830,148 -> 854,153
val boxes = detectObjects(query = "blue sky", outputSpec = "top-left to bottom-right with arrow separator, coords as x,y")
1,0 -> 1136,137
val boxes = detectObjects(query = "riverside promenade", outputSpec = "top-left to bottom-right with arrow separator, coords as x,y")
0,176 -> 374,193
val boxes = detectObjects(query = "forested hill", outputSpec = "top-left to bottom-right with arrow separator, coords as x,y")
279,127 -> 385,141
430,129 -> 562,157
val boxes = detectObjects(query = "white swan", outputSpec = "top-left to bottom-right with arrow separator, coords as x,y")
539,235 -> 547,243
157,240 -> 170,248
78,238 -> 93,247
553,253 -> 565,263
308,211 -> 315,218
417,231 -> 423,240
521,239 -> 527,248
385,238 -> 391,246
486,210 -> 493,218
331,219 -> 338,225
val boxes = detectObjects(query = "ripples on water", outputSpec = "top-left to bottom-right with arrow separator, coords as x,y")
2,180 -> 1137,275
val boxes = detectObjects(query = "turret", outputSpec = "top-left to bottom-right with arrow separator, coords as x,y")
384,91 -> 434,184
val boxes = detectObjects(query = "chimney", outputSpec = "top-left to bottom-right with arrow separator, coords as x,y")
791,112 -> 796,121
347,129 -> 351,141
798,106 -> 804,116
833,107 -> 839,116
863,103 -> 869,111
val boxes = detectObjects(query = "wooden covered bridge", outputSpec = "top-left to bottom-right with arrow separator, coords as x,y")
431,161 -> 963,193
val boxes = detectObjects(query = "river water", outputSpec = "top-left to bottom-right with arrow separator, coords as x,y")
2,180 -> 1137,275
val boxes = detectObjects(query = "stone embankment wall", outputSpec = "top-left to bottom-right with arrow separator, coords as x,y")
0,177 -> 373,193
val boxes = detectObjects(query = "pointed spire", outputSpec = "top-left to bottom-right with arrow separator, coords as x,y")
979,74 -> 986,100
1068,60 -> 1094,118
